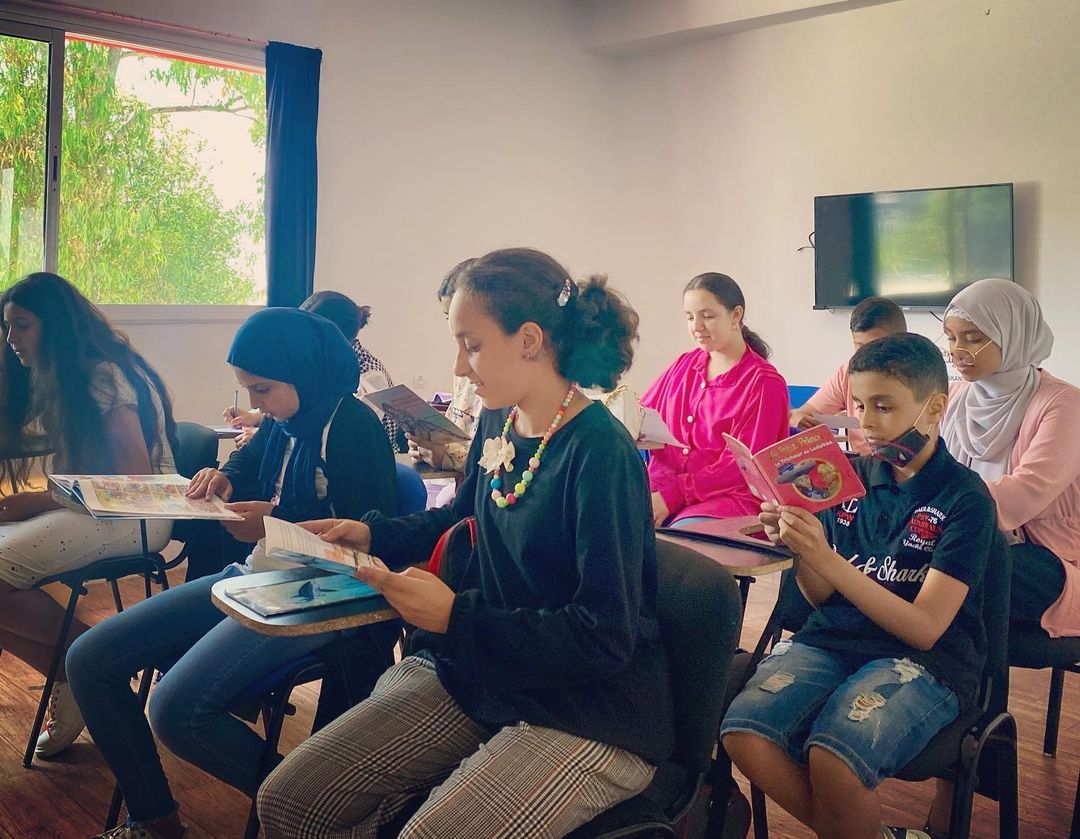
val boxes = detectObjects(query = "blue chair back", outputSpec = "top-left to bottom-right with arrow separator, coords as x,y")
395,463 -> 428,514
787,385 -> 818,409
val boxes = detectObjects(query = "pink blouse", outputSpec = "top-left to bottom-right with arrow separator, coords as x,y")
642,348 -> 790,522
950,372 -> 1080,637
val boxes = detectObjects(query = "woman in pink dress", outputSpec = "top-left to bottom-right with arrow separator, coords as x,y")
642,273 -> 789,526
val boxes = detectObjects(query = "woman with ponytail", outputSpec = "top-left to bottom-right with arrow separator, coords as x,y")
257,248 -> 673,838
642,272 -> 789,526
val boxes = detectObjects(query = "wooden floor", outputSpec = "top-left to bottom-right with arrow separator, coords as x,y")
0,569 -> 1076,837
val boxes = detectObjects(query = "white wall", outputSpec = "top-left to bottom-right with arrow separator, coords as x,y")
603,0 -> 1080,391
19,0 -> 1080,415
58,0 -> 619,423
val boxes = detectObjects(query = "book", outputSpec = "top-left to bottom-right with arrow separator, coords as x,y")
813,413 -> 861,430
261,516 -> 380,576
658,514 -> 792,558
639,406 -> 686,447
48,474 -> 243,521
722,426 -> 866,513
224,573 -> 381,618
598,385 -> 686,447
363,384 -> 469,444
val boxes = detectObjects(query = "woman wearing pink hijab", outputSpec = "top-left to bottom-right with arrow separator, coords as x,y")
942,277 -> 1080,638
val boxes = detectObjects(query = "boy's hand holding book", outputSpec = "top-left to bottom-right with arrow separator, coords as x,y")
776,505 -> 832,563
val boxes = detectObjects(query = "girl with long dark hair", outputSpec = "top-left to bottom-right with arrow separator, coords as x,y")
0,272 -> 177,758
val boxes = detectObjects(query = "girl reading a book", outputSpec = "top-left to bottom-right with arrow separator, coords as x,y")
256,248 -> 674,838
0,272 -> 177,760
66,308 -> 397,839
642,273 -> 789,526
926,279 -> 1080,838
407,258 -> 483,475
225,290 -> 400,449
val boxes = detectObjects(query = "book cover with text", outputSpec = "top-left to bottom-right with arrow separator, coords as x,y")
723,426 -> 866,513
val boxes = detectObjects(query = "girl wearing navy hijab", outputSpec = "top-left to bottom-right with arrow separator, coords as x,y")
66,308 -> 397,839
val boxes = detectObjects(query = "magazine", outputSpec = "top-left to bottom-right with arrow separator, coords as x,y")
224,573 -> 382,618
722,426 -> 866,513
657,514 -> 792,558
261,516 -> 380,576
363,384 -> 469,444
48,474 -> 242,521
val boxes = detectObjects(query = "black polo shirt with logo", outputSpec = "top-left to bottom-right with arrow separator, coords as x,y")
794,440 -> 996,706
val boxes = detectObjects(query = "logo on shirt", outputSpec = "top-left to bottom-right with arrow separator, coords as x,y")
848,553 -> 932,585
835,497 -> 859,528
903,506 -> 946,552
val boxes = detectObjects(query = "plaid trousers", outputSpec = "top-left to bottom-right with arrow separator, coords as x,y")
257,655 -> 655,838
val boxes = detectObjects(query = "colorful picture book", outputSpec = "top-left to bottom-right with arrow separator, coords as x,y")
722,426 -> 866,513
48,474 -> 242,521
658,514 -> 792,558
261,516 -> 380,576
224,573 -> 381,618
363,384 -> 469,444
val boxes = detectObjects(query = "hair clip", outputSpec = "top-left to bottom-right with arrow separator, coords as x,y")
556,277 -> 573,308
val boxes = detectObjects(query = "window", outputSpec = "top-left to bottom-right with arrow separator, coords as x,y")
0,22 -> 266,304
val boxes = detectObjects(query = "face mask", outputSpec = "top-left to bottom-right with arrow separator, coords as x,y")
868,399 -> 933,468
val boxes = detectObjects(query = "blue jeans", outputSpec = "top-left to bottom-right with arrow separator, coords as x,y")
66,567 -> 398,823
720,640 -> 959,788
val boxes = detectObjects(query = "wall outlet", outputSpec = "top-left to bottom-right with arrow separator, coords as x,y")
412,373 -> 426,390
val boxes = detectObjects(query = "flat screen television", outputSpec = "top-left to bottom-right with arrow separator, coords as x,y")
814,183 -> 1013,309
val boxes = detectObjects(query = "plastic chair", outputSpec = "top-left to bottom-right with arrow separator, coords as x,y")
732,530 -> 1018,839
395,461 -> 428,514
379,537 -> 745,838
787,385 -> 819,410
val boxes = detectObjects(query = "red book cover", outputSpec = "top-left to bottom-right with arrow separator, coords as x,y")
722,426 -> 866,513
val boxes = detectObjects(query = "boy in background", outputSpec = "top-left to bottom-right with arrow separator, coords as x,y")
791,297 -> 907,454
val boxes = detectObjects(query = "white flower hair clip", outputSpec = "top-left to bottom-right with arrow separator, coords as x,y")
556,277 -> 573,308
478,435 -> 516,474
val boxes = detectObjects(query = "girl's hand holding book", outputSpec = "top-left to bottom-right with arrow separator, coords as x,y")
300,518 -> 372,553
222,500 -> 273,542
356,563 -> 455,634
186,468 -> 234,501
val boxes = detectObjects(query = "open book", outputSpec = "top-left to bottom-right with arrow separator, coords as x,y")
723,426 -> 866,513
261,516 -> 380,576
598,386 -> 686,447
49,474 -> 242,521
224,573 -> 381,618
363,384 -> 469,444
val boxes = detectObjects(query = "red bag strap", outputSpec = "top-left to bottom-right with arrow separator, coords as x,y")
426,516 -> 477,578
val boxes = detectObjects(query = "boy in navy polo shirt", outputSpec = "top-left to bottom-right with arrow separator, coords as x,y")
721,334 -> 995,839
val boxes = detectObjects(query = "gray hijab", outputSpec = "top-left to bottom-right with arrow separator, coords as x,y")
942,278 -> 1054,479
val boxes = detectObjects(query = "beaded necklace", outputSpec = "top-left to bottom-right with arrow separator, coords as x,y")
489,385 -> 577,509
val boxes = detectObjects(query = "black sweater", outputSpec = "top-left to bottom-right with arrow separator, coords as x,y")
220,395 -> 396,523
368,402 -> 676,763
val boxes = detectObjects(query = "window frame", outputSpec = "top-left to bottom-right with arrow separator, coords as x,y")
0,2 -> 267,318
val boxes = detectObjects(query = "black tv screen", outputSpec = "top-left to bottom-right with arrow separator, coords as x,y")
814,183 -> 1013,309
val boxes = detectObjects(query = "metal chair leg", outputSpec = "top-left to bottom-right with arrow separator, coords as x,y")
110,580 -> 124,613
750,782 -> 769,839
1043,667 -> 1065,757
24,584 -> 83,767
1070,768 -> 1080,839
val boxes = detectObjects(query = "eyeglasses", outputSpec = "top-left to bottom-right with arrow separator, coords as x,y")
937,333 -> 992,367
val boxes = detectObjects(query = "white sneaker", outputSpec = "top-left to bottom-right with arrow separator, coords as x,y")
35,682 -> 85,758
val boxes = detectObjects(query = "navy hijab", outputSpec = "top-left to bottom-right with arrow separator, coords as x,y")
227,308 -> 359,516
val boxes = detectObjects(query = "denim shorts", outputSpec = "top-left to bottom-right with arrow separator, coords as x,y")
720,640 -> 959,788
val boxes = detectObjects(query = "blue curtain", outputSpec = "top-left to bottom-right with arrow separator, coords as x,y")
264,41 -> 323,308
